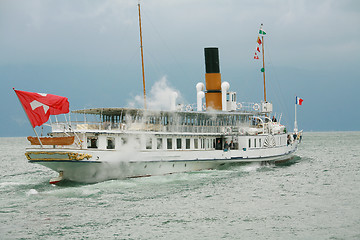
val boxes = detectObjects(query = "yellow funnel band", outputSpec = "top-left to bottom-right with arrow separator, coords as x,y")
205,92 -> 222,110
205,73 -> 221,91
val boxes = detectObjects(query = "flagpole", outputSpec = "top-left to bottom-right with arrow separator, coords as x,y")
13,88 -> 44,148
261,24 -> 266,102
294,97 -> 298,133
32,128 -> 44,148
138,2 -> 147,110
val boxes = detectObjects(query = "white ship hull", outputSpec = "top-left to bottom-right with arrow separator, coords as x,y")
26,142 -> 298,183
16,23 -> 304,184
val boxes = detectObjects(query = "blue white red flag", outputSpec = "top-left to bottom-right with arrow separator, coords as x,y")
296,96 -> 303,105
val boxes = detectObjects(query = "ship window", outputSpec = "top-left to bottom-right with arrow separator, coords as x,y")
254,139 -> 257,148
194,139 -> 199,149
259,139 -> 262,147
248,138 -> 251,148
201,139 -> 205,149
167,138 -> 172,149
176,138 -> 182,149
157,138 -> 163,149
186,139 -> 190,149
87,137 -> 98,149
146,138 -> 152,149
107,137 -> 115,149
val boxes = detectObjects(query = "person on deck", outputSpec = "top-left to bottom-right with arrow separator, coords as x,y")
216,140 -> 222,150
230,140 -> 235,150
224,141 -> 229,152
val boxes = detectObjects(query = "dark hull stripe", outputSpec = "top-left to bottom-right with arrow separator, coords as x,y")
29,150 -> 295,164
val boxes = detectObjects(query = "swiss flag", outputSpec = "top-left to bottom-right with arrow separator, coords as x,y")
14,89 -> 69,127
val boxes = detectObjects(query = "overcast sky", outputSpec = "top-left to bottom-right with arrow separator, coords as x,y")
1,0 -> 359,136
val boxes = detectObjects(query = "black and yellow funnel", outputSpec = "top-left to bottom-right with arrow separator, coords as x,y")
204,47 -> 222,110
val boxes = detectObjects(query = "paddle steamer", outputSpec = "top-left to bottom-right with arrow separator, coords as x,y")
24,46 -> 301,183
21,6 -> 302,183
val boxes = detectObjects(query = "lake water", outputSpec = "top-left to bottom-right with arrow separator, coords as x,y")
0,132 -> 359,239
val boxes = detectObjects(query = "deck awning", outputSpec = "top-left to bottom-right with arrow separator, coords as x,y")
72,108 -> 145,116
72,107 -> 257,117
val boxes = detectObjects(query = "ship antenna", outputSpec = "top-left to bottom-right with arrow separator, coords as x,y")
138,1 -> 147,109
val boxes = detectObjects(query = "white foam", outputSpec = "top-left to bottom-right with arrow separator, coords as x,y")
26,189 -> 39,196
241,162 -> 262,172
0,182 -> 23,188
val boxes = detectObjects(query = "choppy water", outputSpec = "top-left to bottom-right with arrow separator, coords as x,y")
0,132 -> 359,239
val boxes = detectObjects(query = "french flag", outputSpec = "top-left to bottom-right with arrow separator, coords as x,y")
296,96 -> 303,105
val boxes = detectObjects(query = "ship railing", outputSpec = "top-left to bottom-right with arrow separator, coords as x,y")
181,102 -> 263,113
52,121 -> 248,135
178,104 -> 197,112
235,102 -> 263,113
52,121 -> 109,132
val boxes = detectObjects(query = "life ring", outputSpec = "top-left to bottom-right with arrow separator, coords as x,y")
237,102 -> 242,110
225,127 -> 231,134
239,128 -> 245,135
186,105 -> 192,111
253,103 -> 260,111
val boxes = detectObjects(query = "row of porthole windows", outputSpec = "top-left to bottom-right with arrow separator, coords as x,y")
87,136 -> 216,150
144,163 -> 187,169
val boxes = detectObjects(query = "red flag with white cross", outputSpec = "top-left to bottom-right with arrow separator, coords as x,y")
14,89 -> 69,127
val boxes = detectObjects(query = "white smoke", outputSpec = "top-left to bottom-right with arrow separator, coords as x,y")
127,76 -> 182,110
74,77 -> 188,182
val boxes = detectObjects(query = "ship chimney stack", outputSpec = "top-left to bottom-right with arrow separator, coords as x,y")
204,47 -> 222,110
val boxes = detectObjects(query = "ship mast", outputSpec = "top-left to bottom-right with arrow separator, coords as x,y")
138,2 -> 147,109
260,24 -> 267,102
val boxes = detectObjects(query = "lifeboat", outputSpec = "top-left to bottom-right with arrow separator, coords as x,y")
27,136 -> 75,145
